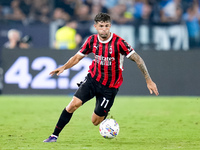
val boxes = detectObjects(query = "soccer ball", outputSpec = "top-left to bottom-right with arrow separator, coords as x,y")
99,119 -> 120,139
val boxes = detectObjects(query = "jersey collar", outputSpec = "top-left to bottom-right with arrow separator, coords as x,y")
97,32 -> 113,43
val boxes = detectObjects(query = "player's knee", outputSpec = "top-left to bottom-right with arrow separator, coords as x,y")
91,112 -> 105,126
91,117 -> 104,126
66,98 -> 82,113
92,119 -> 100,126
67,104 -> 77,112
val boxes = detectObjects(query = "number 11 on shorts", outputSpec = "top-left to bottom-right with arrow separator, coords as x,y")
101,97 -> 109,108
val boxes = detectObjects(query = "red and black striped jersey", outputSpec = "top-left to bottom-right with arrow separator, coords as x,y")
78,33 -> 135,88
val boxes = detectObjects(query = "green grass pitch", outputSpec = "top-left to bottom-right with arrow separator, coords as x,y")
0,95 -> 200,150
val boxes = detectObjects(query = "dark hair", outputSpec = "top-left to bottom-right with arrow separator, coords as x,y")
94,12 -> 111,24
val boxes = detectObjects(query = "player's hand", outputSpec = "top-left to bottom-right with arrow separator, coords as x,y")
146,79 -> 159,96
49,66 -> 65,76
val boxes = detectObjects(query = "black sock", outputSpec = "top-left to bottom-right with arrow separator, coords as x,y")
53,108 -> 73,136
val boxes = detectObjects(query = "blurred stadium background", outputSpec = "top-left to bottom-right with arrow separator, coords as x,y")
0,0 -> 200,95
1,1 -> 200,149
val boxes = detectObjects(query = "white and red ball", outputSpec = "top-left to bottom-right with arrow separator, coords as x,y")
99,119 -> 120,139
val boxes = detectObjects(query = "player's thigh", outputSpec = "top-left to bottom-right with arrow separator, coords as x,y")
74,74 -> 95,105
94,87 -> 118,117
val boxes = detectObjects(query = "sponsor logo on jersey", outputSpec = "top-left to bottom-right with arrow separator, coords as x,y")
94,54 -> 115,66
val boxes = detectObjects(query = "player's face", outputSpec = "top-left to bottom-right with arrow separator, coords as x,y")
94,21 -> 111,40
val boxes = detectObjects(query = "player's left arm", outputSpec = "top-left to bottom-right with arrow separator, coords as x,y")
129,52 -> 159,96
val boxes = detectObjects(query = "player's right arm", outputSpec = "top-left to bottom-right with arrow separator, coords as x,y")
50,35 -> 92,76
49,53 -> 85,76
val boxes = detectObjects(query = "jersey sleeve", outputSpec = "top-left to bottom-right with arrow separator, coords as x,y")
78,36 -> 93,56
119,39 -> 135,58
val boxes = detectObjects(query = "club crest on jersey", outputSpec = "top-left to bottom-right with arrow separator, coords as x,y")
109,46 -> 112,54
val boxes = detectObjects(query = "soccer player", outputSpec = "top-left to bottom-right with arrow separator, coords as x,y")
43,12 -> 159,142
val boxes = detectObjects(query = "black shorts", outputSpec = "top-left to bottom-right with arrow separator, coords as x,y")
74,73 -> 118,117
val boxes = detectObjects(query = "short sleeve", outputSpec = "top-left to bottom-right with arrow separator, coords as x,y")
119,39 -> 135,58
79,36 -> 93,56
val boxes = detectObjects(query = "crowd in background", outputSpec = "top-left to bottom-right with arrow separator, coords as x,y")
0,0 -> 200,49
0,0 -> 199,24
